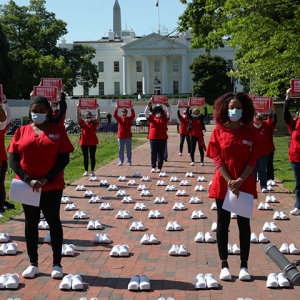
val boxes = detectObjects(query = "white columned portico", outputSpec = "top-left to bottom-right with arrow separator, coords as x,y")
162,55 -> 167,94
142,55 -> 148,95
181,53 -> 187,94
122,54 -> 128,95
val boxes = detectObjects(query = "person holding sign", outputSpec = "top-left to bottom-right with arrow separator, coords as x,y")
8,96 -> 74,279
50,85 -> 67,129
113,104 -> 135,166
145,98 -> 171,173
177,106 -> 191,156
186,103 -> 207,166
207,92 -> 257,282
77,104 -> 100,176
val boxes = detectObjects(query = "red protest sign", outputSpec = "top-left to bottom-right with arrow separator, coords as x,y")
34,86 -> 57,102
247,94 -> 257,100
117,99 -> 132,108
178,100 -> 189,108
253,96 -> 273,113
41,78 -> 62,91
0,85 -> 2,96
291,79 -> 300,98
152,95 -> 166,104
189,97 -> 205,107
79,98 -> 97,110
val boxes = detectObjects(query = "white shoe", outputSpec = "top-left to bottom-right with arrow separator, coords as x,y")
140,234 -> 150,244
116,211 -> 123,219
64,244 -> 75,256
134,203 -> 141,210
52,266 -> 63,278
289,243 -> 299,254
194,232 -> 204,243
220,268 -> 231,281
290,208 -> 300,215
258,202 -> 265,210
189,197 -> 196,204
205,232 -> 214,243
137,221 -> 145,230
166,221 -> 174,231
277,272 -> 290,287
259,233 -> 268,243
191,211 -> 199,219
140,203 -> 147,210
150,234 -> 158,244
151,168 -> 156,173
200,162 -> 204,166
263,222 -> 270,231
190,162 -> 195,166
211,202 -> 217,210
273,211 -> 280,220
110,245 -> 120,256
211,222 -> 217,232
227,244 -> 233,254
148,210 -> 155,218
195,273 -> 206,289
173,221 -> 181,231
5,243 -> 17,254
130,222 -> 138,231
267,273 -> 278,288
72,274 -> 83,290
118,162 -> 123,166
128,275 -> 140,290
155,210 -> 163,218
93,233 -> 102,243
267,185 -> 274,191
154,197 -> 161,204
5,273 -> 19,289
178,153 -> 182,156
157,169 -> 162,173
231,212 -> 237,219
239,267 -> 251,281
270,222 -> 278,231
232,244 -> 240,254
0,273 -> 10,289
83,171 -> 89,176
175,190 -> 182,196
73,211 -> 80,219
280,211 -> 288,220
102,233 -> 111,244
87,219 -> 96,230
60,274 -> 73,290
106,203 -> 113,210
280,243 -> 289,253
265,195 -> 272,203
123,210 -> 130,219
22,266 -> 39,278
250,232 -> 258,243
119,244 -> 129,256
0,233 -> 9,243
80,211 -> 87,219
169,245 -> 179,255
205,273 -> 218,289
264,203 -> 271,210
198,210 -> 205,219
139,275 -> 151,290
178,245 -> 188,256
90,170 -> 95,176
161,197 -> 167,203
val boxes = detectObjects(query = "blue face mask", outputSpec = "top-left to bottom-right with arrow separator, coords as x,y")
228,109 -> 243,122
86,118 -> 92,122
31,113 -> 47,124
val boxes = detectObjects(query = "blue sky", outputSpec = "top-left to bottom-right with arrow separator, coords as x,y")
4,0 -> 188,43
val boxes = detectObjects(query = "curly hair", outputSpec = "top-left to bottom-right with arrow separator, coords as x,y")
152,105 -> 164,115
213,92 -> 255,127
29,96 -> 53,123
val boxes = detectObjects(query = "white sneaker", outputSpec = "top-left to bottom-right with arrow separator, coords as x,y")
161,197 -> 167,203
52,266 -> 63,278
154,197 -> 161,204
258,203 -> 265,210
60,274 -> 73,290
263,222 -> 270,231
200,162 -> 204,166
231,212 -> 237,219
168,245 -> 179,255
156,169 -> 161,173
267,185 -> 274,191
72,274 -> 83,290
0,233 -> 9,243
151,168 -> 156,173
265,195 -> 272,203
190,162 -> 195,166
264,203 -> 271,210
90,171 -> 95,176
270,222 -> 278,231
227,244 -> 233,254
148,210 -> 155,218
205,273 -> 218,289
119,245 -> 129,257
94,220 -> 102,229
173,221 -> 181,231
130,222 -> 138,231
102,233 -> 111,244
178,153 -> 182,156
93,234 -> 102,244
194,232 -> 204,243
195,273 -> 206,289
232,244 -> 240,254
239,267 -> 251,281
205,232 -> 214,243
261,188 -> 267,193
138,221 -> 145,230
87,220 -> 95,230
267,273 -> 278,288
110,245 -> 120,256
289,243 -> 299,254
22,266 -> 39,278
166,221 -> 174,231
211,202 -> 217,210
118,162 -> 123,166
140,234 -> 150,244
273,211 -> 280,220
83,171 -> 89,176
250,232 -> 258,243
290,208 -> 300,215
277,272 -> 290,287
211,222 -> 217,232
139,275 -> 151,290
154,210 -> 162,218
150,234 -> 158,244
279,243 -> 289,253
259,233 -> 268,243
178,245 -> 188,256
220,268 -> 231,281
198,210 -> 205,218
128,275 -> 140,290
280,211 -> 288,220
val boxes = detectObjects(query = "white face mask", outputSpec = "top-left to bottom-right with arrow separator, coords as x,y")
183,115 -> 187,118
155,113 -> 161,118
254,123 -> 262,129
52,107 -> 57,112
86,118 -> 92,122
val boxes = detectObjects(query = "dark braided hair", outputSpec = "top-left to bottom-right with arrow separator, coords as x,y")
29,96 -> 53,123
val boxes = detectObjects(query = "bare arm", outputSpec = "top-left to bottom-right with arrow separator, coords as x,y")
76,105 -> 81,123
96,104 -> 100,123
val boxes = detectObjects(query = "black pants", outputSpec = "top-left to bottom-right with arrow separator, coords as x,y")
0,161 -> 7,211
150,139 -> 167,169
179,134 -> 191,154
22,190 -> 63,265
216,199 -> 251,261
81,145 -> 97,171
190,136 -> 204,163
267,151 -> 274,180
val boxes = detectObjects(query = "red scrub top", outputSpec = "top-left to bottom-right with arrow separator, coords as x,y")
287,118 -> 300,162
8,124 -> 74,192
78,119 -> 99,146
179,115 -> 190,135
113,108 -> 135,139
251,119 -> 272,158
189,118 -> 203,137
207,125 -> 258,199
53,110 -> 66,129
0,125 -> 10,162
147,113 -> 168,140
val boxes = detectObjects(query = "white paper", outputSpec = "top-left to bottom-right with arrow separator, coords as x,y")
9,179 -> 41,207
222,188 -> 254,219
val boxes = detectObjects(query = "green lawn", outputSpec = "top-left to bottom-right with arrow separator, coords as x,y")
1,133 -> 146,225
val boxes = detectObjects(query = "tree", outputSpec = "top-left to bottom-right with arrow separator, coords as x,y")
178,0 -> 300,98
189,54 -> 233,105
0,25 -> 12,94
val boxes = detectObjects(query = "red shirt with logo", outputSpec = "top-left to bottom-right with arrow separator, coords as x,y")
190,118 -> 203,137
179,115 -> 190,135
0,125 -> 10,162
287,118 -> 300,162
113,108 -> 135,139
251,119 -> 272,158
147,113 -> 168,140
78,119 -> 99,146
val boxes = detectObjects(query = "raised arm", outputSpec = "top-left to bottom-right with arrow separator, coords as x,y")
53,91 -> 66,125
76,104 -> 82,123
283,88 -> 292,125
96,104 -> 100,123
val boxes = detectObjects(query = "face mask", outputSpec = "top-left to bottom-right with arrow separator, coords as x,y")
183,115 -> 187,118
155,113 -> 161,118
86,118 -> 92,122
254,123 -> 262,129
228,109 -> 243,122
193,114 -> 200,118
52,107 -> 57,112
31,113 -> 47,124
122,115 -> 127,118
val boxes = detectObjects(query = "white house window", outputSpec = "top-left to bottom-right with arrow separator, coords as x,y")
173,60 -> 179,72
98,61 -> 104,72
136,61 -> 142,72
137,81 -> 142,94
114,61 -> 119,72
155,60 -> 160,72
99,82 -> 104,95
227,59 -> 233,68
114,82 -> 120,95
173,81 -> 179,94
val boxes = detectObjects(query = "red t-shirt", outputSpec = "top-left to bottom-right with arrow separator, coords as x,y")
179,115 -> 190,135
287,118 -> 300,162
78,119 -> 99,146
207,125 -> 257,199
8,124 -> 74,191
53,110 -> 66,129
189,118 -> 203,137
147,113 -> 168,140
251,119 -> 272,158
113,109 -> 135,139
0,124 -> 10,162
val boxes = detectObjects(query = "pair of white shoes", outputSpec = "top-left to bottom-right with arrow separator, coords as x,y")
127,180 -> 137,185
38,220 -> 50,229
173,202 -> 186,210
191,210 -> 205,219
186,172 -> 194,177
93,233 -> 111,244
267,272 -> 290,288
175,190 -> 187,196
158,297 -> 174,300
220,267 -> 250,281
99,180 -> 109,186
0,243 -> 17,255
116,210 -> 130,219
156,180 -> 166,186
108,184 -> 118,191
23,265 -> 62,279
170,176 -> 179,182
0,233 -> 9,242
258,202 -> 271,210
134,203 -> 147,210
180,180 -> 190,186
128,274 -> 150,290
194,232 -> 215,243
141,176 -> 150,181
0,273 -> 19,289
89,196 -> 101,203
154,197 -> 167,204
279,243 -> 299,254
211,202 -> 217,210
130,221 -> 145,231
137,184 -> 147,191
228,244 -> 240,254
266,195 -> 279,203
62,244 -> 75,256
148,210 -> 163,219
165,185 -> 176,191
197,176 -> 206,182
60,274 -> 83,290
273,211 -> 288,220
110,244 -> 129,256
122,196 -> 133,203
263,221 -> 278,231
268,179 -> 276,186
80,298 -> 98,300
168,245 -> 188,256
195,185 -> 205,191
64,203 -> 77,211
87,220 -> 102,230
133,172 -> 141,177
61,196 -> 71,203
116,190 -> 127,197
73,211 -> 87,219
166,221 -> 181,231
118,176 -> 127,181
250,232 -> 269,243
140,234 -> 158,244
76,185 -> 86,191
159,172 -> 167,177
99,203 -> 113,210
140,190 -> 151,196
189,196 -> 202,204
89,176 -> 99,181
195,273 -> 218,289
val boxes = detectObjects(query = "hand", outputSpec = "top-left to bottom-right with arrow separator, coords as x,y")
57,91 -> 61,100
28,179 -> 42,192
61,84 -> 64,93
187,102 -> 190,107
97,104 -> 99,109
130,105 -> 133,108
116,105 -> 118,108
228,178 -> 243,191
40,178 -> 48,187
148,101 -> 152,107
77,103 -> 79,108
231,188 -> 240,199
286,88 -> 291,100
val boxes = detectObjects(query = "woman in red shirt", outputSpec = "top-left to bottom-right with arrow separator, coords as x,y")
8,96 -> 74,279
207,92 -> 256,282
77,104 -> 100,176
177,106 -> 191,156
113,105 -> 135,166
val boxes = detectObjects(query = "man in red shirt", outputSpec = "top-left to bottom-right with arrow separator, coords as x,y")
113,105 -> 135,166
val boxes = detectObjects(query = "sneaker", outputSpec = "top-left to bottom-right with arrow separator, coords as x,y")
118,162 -> 123,166
22,266 -> 39,278
277,272 -> 290,287
261,188 -> 267,193
205,273 -> 218,289
90,171 -> 95,176
151,168 -> 156,173
190,162 -> 195,166
259,233 -> 268,243
200,162 -> 204,166
290,208 -> 300,215
267,273 -> 278,288
83,171 -> 89,176
128,163 -> 131,166
156,168 -> 161,173
220,268 -> 231,281
52,266 -> 63,279
250,233 -> 258,243
195,273 -> 206,289
239,267 -> 251,281
194,232 -> 204,243
178,153 -> 182,156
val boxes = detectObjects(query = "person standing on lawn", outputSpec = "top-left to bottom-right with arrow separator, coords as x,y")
113,104 -> 135,166
50,84 -> 67,130
177,106 -> 191,156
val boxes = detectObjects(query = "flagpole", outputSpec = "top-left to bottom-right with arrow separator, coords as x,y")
157,0 -> 160,35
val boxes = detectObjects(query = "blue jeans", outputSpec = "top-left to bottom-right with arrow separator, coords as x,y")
118,137 -> 132,164
157,140 -> 168,159
150,139 -> 167,169
291,161 -> 300,208
253,155 -> 268,189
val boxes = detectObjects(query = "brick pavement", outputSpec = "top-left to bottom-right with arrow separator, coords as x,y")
0,132 -> 300,300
